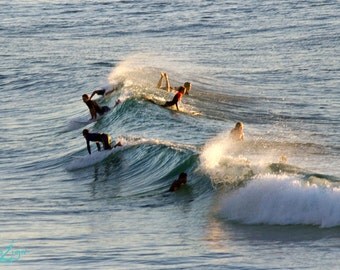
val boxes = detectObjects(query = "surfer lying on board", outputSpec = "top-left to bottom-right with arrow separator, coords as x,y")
169,172 -> 188,192
229,121 -> 244,141
89,82 -> 124,99
162,86 -> 185,111
82,94 -> 110,120
82,129 -> 122,155
157,72 -> 192,95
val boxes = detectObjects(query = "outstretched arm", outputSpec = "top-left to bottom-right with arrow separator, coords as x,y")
90,91 -> 96,100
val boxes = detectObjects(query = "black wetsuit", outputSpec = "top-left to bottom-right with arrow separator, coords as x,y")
94,89 -> 106,96
84,133 -> 112,154
163,92 -> 183,107
169,178 -> 187,192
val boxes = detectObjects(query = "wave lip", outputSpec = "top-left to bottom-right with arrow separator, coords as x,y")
219,174 -> 340,228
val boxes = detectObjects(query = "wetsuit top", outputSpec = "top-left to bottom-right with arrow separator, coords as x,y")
86,133 -> 104,142
173,91 -> 183,103
85,133 -> 105,154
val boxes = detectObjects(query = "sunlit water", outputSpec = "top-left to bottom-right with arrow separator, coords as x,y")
0,1 -> 339,269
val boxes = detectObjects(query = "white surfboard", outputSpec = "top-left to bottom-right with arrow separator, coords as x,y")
66,145 -> 125,171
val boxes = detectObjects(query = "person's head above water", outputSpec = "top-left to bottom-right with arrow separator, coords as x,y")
169,172 -> 188,192
178,172 -> 187,184
183,82 -> 192,94
235,121 -> 243,130
82,128 -> 89,137
82,94 -> 90,102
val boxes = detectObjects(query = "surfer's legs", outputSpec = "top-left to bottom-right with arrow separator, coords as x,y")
103,106 -> 111,113
105,83 -> 121,96
163,100 -> 176,107
96,89 -> 106,96
114,141 -> 122,148
157,72 -> 165,89
164,73 -> 171,92
157,72 -> 173,92
96,142 -> 101,152
98,106 -> 111,115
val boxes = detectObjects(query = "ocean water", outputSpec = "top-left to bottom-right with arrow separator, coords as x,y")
0,0 -> 339,269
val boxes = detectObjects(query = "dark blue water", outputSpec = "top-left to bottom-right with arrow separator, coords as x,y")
1,1 -> 339,269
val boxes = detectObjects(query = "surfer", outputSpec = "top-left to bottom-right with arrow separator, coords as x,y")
230,122 -> 244,141
89,82 -> 124,99
162,86 -> 185,111
82,94 -> 110,120
157,72 -> 192,95
113,99 -> 121,108
82,129 -> 122,155
169,172 -> 188,192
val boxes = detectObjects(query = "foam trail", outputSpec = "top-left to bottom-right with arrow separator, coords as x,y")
219,174 -> 340,228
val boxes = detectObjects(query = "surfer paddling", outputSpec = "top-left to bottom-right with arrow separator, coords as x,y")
82,129 -> 122,155
157,72 -> 192,95
229,122 -> 244,141
82,94 -> 111,120
162,86 -> 185,111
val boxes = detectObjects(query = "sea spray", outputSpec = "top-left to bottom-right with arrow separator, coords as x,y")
200,132 -> 257,187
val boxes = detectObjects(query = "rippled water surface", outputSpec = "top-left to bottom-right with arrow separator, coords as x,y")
1,1 -> 339,269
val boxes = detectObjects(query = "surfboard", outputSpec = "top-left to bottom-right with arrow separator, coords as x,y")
66,145 -> 125,171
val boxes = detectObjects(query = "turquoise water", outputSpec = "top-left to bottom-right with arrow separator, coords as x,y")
1,1 -> 339,269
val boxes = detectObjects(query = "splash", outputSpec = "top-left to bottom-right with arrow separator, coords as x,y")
107,53 -> 170,88
199,131 -> 306,187
219,174 -> 340,228
200,132 -> 257,187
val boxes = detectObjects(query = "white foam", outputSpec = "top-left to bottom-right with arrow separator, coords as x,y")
200,132 -> 255,185
219,174 -> 340,228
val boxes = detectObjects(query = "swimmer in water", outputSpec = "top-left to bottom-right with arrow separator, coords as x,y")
230,122 -> 244,141
169,172 -> 188,192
